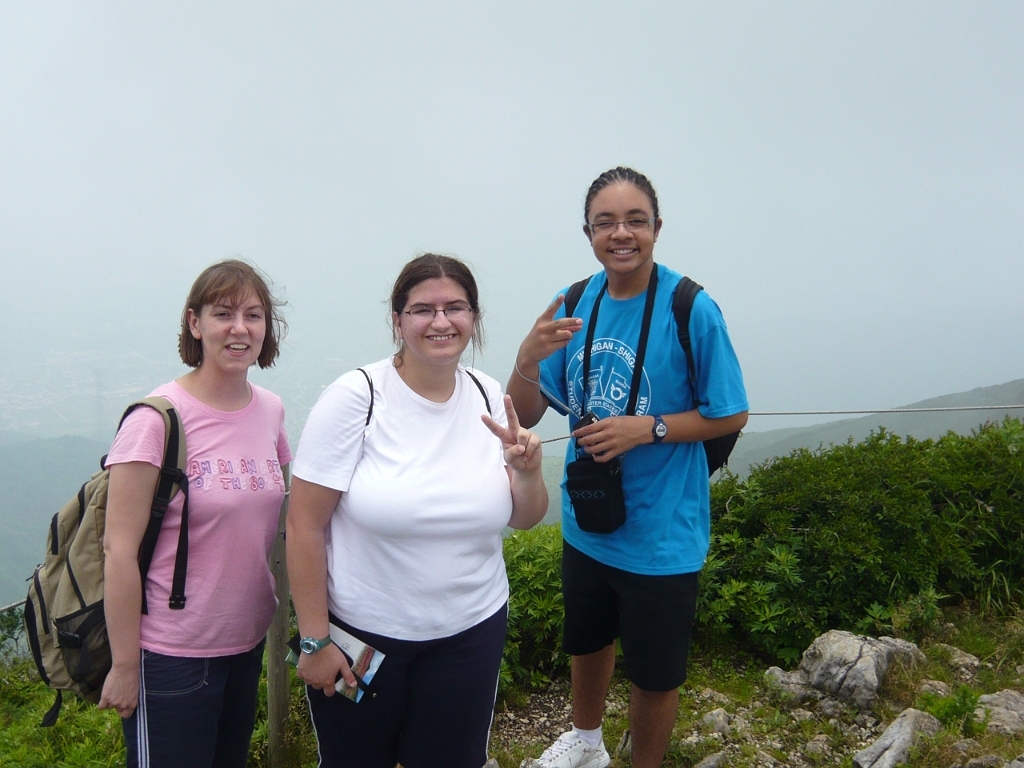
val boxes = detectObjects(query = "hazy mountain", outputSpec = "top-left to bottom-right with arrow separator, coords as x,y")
3,378 -> 1021,605
1,435 -> 108,606
728,378 -> 1024,476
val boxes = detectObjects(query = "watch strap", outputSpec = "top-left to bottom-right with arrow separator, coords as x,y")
652,415 -> 668,444
300,635 -> 332,654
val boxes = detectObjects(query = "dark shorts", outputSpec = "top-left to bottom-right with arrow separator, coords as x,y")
122,639 -> 266,768
306,603 -> 507,768
561,541 -> 698,692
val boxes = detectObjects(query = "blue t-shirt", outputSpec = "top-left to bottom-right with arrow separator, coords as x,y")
539,263 -> 748,575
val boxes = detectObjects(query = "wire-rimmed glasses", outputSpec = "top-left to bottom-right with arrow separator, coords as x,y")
402,303 -> 475,321
587,217 -> 656,236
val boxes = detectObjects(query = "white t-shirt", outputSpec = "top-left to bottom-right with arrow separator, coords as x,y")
293,358 -> 512,641
106,380 -> 292,656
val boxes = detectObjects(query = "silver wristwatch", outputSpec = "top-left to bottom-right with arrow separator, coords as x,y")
299,635 -> 332,654
651,415 -> 668,444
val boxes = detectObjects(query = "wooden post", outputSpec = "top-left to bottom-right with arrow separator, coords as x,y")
267,464 -> 292,767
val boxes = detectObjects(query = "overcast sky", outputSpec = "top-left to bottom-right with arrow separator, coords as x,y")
1,2 -> 1021,442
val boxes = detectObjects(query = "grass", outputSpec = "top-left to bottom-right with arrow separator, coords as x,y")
2,603 -> 1023,767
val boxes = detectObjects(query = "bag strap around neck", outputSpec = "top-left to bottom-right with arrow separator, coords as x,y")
581,265 -> 660,418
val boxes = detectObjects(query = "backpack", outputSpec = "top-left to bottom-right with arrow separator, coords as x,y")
562,274 -> 740,476
23,397 -> 191,726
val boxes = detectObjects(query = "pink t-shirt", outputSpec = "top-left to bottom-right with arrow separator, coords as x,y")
106,380 -> 292,656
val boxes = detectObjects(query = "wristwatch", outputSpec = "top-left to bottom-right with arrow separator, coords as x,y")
299,635 -> 332,654
651,415 -> 668,444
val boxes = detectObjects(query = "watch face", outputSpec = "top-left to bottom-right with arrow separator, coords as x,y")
655,422 -> 668,437
300,638 -> 323,654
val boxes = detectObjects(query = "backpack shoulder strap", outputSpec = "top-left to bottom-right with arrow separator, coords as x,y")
121,397 -> 190,612
562,277 -> 592,318
672,277 -> 704,407
357,368 -> 374,426
463,370 -> 492,415
671,278 -> 741,475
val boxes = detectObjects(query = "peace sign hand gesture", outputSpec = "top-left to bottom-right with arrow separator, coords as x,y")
517,295 -> 584,368
482,395 -> 543,474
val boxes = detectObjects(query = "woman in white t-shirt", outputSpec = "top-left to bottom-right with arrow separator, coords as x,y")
98,260 -> 291,768
287,253 -> 547,768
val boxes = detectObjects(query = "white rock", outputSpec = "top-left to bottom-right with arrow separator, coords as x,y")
977,689 -> 1024,735
798,631 -> 925,710
701,688 -> 731,705
853,708 -> 941,768
932,643 -> 981,682
702,707 -> 731,735
952,738 -> 980,755
803,735 -> 831,755
918,678 -> 951,697
694,752 -> 728,768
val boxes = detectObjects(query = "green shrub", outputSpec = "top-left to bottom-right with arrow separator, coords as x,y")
701,419 -> 1024,662
502,524 -> 567,690
920,683 -> 985,738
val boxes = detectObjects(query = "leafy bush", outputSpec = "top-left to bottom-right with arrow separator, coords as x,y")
920,684 -> 984,737
701,418 -> 1024,661
502,524 -> 568,690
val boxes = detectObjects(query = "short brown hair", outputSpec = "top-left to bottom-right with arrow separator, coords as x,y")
389,253 -> 485,353
178,259 -> 287,369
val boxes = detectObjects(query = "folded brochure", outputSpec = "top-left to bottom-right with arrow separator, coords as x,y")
286,623 -> 385,702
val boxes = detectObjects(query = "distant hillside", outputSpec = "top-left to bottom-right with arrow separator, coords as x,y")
4,378 -> 1020,603
728,378 -> 1024,476
0,436 -> 107,606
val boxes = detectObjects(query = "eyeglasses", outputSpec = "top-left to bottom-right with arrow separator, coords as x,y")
402,303 -> 475,320
587,217 -> 656,236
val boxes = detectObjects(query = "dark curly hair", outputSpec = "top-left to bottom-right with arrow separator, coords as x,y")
584,166 -> 660,224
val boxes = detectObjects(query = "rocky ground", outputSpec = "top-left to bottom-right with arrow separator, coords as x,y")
490,630 -> 1024,768
492,678 -> 889,767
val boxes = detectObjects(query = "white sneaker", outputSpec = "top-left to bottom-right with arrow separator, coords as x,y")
520,729 -> 611,768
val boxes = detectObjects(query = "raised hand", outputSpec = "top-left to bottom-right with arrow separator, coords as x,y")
482,395 -> 543,473
516,295 -> 583,370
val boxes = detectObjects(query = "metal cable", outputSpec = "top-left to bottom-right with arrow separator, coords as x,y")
540,404 -> 1024,443
750,404 -> 1024,416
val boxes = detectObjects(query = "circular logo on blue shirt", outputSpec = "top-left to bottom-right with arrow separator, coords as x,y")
567,337 -> 652,418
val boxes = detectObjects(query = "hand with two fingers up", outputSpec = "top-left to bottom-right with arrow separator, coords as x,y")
482,395 -> 543,474
516,295 -> 583,374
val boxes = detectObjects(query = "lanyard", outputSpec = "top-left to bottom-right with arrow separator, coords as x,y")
580,265 -> 660,419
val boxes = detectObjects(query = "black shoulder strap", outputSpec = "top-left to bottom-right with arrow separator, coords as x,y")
562,277 -> 592,318
117,398 -> 190,613
357,368 -> 374,425
672,277 -> 741,476
672,276 -> 703,408
360,366 -> 490,420
464,370 -> 492,414
580,268 -> 658,419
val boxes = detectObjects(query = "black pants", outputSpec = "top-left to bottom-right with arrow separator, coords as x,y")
123,639 -> 266,768
306,604 -> 507,768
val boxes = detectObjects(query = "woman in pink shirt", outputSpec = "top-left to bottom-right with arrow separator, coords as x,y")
98,260 -> 292,768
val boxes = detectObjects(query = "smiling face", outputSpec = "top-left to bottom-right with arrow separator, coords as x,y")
187,292 -> 267,376
393,277 -> 476,370
583,181 -> 662,284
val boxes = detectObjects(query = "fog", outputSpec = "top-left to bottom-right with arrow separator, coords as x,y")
1,2 -> 1021,443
